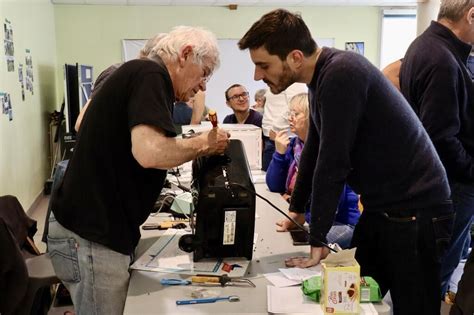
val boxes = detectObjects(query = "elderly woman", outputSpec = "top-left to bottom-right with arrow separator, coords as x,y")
266,93 -> 360,249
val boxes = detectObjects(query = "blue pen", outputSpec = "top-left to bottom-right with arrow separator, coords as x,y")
176,295 -> 240,305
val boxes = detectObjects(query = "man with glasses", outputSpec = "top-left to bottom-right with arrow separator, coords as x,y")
223,84 -> 263,127
48,26 -> 229,314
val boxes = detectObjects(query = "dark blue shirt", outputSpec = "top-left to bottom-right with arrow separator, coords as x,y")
290,48 -> 450,246
400,21 -> 474,183
173,102 -> 193,125
223,109 -> 263,128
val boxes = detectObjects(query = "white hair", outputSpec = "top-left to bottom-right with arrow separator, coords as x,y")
150,26 -> 220,75
289,93 -> 309,118
138,33 -> 168,58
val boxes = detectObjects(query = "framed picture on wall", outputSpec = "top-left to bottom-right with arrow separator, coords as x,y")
345,42 -> 364,56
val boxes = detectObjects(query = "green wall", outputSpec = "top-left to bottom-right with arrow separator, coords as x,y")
0,3 -> 382,209
0,0 -> 58,208
54,5 -> 381,104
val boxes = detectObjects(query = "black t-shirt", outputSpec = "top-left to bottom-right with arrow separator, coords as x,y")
52,58 -> 177,255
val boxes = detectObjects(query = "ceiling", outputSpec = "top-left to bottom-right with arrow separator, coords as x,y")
51,0 -> 421,7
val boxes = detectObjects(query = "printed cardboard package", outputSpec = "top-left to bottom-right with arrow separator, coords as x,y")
321,248 -> 360,314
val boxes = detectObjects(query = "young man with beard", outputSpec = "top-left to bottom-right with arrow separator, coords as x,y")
239,9 -> 454,315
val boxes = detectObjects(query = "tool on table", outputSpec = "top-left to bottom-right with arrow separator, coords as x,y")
160,278 -> 191,286
142,222 -> 187,230
191,274 -> 255,287
176,295 -> 240,305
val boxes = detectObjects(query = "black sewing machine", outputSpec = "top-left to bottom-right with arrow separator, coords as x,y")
179,139 -> 256,262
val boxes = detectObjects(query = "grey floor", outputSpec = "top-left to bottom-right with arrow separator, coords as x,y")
28,193 -> 460,315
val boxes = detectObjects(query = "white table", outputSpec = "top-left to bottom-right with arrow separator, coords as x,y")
124,184 -> 391,314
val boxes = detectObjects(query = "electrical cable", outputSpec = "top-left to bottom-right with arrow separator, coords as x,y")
229,182 -> 337,253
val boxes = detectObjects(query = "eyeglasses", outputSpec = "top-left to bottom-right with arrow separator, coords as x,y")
289,111 -> 303,118
228,92 -> 249,101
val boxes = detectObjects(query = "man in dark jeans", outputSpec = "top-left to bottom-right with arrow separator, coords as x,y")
400,0 -> 474,301
239,9 -> 454,315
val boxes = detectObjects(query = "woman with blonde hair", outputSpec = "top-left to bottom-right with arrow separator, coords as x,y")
266,93 -> 360,248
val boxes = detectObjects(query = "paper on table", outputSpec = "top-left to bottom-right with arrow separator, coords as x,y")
279,265 -> 321,281
264,272 -> 301,287
267,286 -> 379,315
267,285 -> 323,314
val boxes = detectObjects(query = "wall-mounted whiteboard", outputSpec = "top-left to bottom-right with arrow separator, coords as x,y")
122,38 -> 334,121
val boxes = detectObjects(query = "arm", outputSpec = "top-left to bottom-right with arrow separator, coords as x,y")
266,130 -> 291,192
266,152 -> 290,192
131,124 -> 229,170
190,91 -> 205,125
74,99 -> 90,132
290,116 -> 318,214
417,64 -> 474,182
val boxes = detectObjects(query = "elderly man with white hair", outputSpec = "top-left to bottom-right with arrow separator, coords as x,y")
47,26 -> 229,314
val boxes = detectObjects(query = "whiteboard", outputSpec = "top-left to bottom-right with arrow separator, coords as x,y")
122,38 -> 334,122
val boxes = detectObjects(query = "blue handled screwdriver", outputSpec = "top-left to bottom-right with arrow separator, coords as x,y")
176,295 -> 240,305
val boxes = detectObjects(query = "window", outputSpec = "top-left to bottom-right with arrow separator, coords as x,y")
380,9 -> 417,69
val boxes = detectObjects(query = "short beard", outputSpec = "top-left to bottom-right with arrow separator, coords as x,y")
269,62 -> 297,94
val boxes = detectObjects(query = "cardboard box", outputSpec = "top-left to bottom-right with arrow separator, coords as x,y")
321,248 -> 360,314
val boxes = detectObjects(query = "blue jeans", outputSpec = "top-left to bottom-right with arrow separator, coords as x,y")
47,213 -> 131,315
351,203 -> 454,315
42,160 -> 69,243
262,138 -> 275,171
441,181 -> 474,296
326,222 -> 355,249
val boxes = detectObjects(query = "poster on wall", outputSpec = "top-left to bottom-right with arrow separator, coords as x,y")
4,19 -> 14,72
1,92 -> 13,121
18,64 -> 25,101
345,42 -> 365,56
25,49 -> 34,95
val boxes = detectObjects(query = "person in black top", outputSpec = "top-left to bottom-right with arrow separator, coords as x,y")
223,84 -> 263,127
400,0 -> 474,310
74,33 -> 167,132
239,9 -> 454,315
47,26 -> 229,314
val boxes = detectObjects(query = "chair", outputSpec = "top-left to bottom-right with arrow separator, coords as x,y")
0,195 -> 60,315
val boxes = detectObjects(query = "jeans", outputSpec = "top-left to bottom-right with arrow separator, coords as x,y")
47,213 -> 131,315
450,249 -> 474,315
42,160 -> 69,244
441,182 -> 474,296
351,203 -> 454,315
262,138 -> 275,171
326,222 -> 355,249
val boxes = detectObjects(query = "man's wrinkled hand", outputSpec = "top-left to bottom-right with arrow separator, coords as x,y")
203,128 -> 230,155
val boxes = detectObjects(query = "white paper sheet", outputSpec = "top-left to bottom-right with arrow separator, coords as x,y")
264,272 -> 302,287
279,265 -> 322,281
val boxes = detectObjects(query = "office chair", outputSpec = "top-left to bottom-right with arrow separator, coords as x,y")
0,195 -> 60,315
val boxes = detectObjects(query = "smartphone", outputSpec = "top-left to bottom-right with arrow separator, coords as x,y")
290,229 -> 309,246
